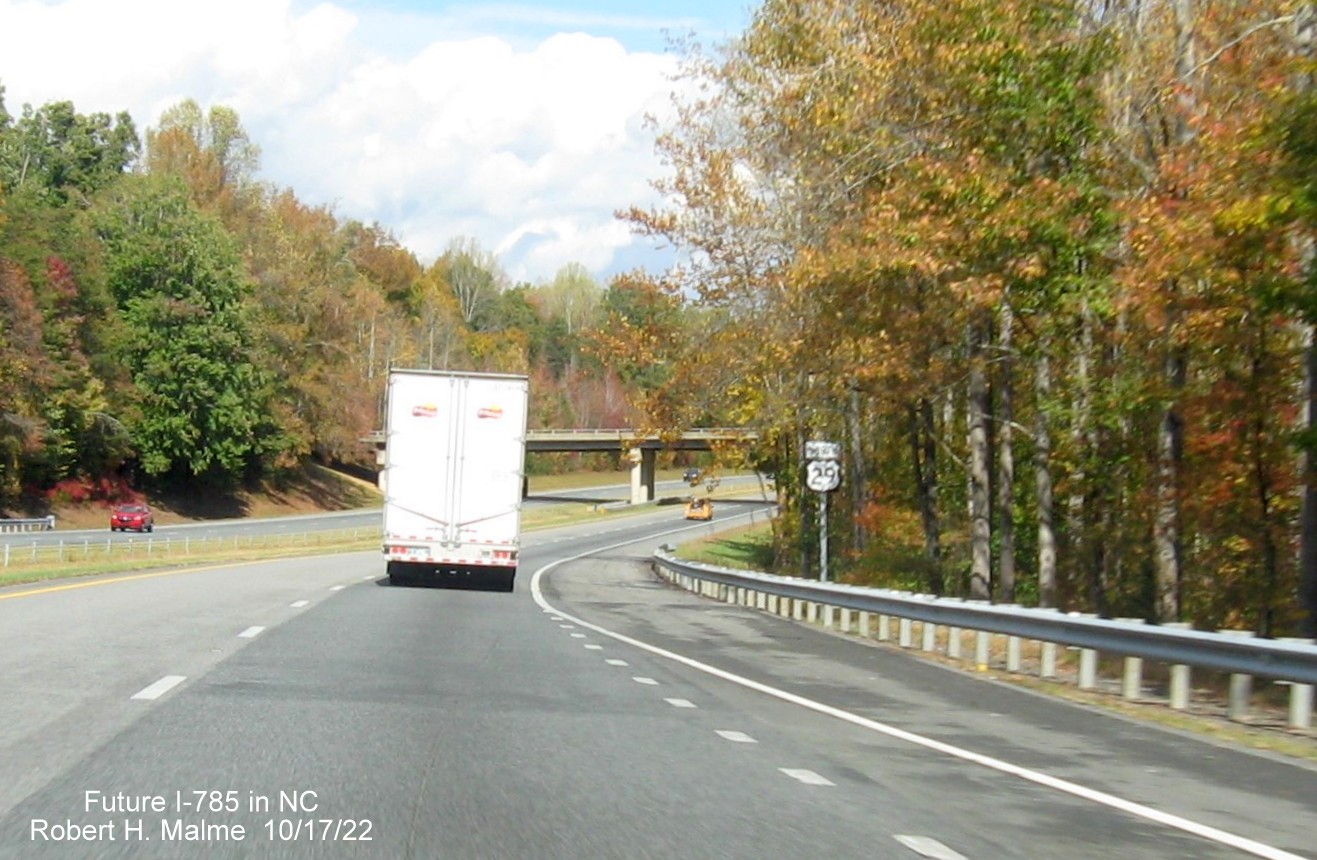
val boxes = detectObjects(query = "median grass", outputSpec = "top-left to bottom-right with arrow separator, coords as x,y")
0,528 -> 383,589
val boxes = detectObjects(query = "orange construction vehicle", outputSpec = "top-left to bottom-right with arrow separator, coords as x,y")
684,497 -> 713,521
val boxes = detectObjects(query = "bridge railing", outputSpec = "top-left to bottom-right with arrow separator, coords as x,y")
365,427 -> 760,443
526,427 -> 758,437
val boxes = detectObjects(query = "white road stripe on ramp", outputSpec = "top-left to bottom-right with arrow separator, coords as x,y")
528,520 -> 1310,860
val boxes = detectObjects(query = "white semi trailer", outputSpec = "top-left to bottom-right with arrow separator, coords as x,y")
381,369 -> 529,591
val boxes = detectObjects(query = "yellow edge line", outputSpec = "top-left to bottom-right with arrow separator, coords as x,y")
0,560 -> 282,602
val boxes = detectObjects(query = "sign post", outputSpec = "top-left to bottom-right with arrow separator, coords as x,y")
804,441 -> 841,581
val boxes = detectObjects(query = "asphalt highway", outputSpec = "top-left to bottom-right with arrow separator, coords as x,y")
0,503 -> 1312,859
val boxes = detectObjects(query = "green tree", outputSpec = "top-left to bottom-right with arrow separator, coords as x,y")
433,237 -> 506,331
0,97 -> 137,204
93,175 -> 273,484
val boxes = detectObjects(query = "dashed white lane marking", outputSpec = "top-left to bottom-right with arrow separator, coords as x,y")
715,730 -> 758,744
633,677 -> 659,685
528,523 -> 1307,860
570,633 -> 587,638
290,600 -> 310,608
605,659 -> 629,666
584,644 -> 603,650
237,626 -> 265,639
131,675 -> 187,701
780,769 -> 835,787
894,835 -> 969,860
559,624 -> 575,629
665,698 -> 697,708
330,585 -> 346,591
362,575 -> 374,580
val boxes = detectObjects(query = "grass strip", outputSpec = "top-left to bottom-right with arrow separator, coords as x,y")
0,529 -> 382,588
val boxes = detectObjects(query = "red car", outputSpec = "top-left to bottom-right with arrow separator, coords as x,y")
110,503 -> 154,532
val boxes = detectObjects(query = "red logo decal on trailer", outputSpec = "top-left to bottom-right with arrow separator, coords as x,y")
412,403 -> 438,418
477,406 -> 503,419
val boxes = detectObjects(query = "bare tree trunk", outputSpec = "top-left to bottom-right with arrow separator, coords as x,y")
797,410 -> 811,578
847,384 -> 868,552
1299,322 -> 1317,637
367,316 -> 376,380
1154,0 -> 1197,624
1071,301 -> 1110,614
1155,347 -> 1186,622
1248,327 -> 1280,638
998,302 -> 1016,602
1292,4 -> 1317,639
909,398 -> 942,593
969,323 -> 992,600
1036,347 -> 1058,608
1172,0 -> 1197,145
1069,303 -> 1092,608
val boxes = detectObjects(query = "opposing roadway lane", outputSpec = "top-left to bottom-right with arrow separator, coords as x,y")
0,503 -> 1312,859
2,475 -> 742,550
4,509 -> 382,551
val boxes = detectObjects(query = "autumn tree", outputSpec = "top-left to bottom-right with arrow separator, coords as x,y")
243,190 -> 388,463
0,258 -> 48,505
145,99 -> 260,218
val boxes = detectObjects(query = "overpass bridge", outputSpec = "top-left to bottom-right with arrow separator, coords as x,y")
364,428 -> 759,504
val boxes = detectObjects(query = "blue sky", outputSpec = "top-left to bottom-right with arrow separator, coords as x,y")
0,0 -> 758,284
326,1 -> 753,53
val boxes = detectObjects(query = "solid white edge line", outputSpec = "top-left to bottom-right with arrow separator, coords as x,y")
131,675 -> 186,701
528,515 -> 1308,860
237,626 -> 265,639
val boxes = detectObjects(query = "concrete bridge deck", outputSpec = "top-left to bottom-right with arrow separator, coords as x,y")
365,428 -> 759,503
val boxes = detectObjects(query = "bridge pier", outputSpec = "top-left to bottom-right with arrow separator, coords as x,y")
629,448 -> 656,504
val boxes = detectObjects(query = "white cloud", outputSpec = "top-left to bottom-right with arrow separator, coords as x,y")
0,0 -> 688,283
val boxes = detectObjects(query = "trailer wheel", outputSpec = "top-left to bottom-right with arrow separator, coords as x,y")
387,562 -> 413,587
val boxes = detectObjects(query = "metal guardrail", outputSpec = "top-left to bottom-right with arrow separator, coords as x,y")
652,550 -> 1317,728
0,516 -> 55,533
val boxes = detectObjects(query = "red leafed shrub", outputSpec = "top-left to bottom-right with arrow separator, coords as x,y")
47,477 -> 141,507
